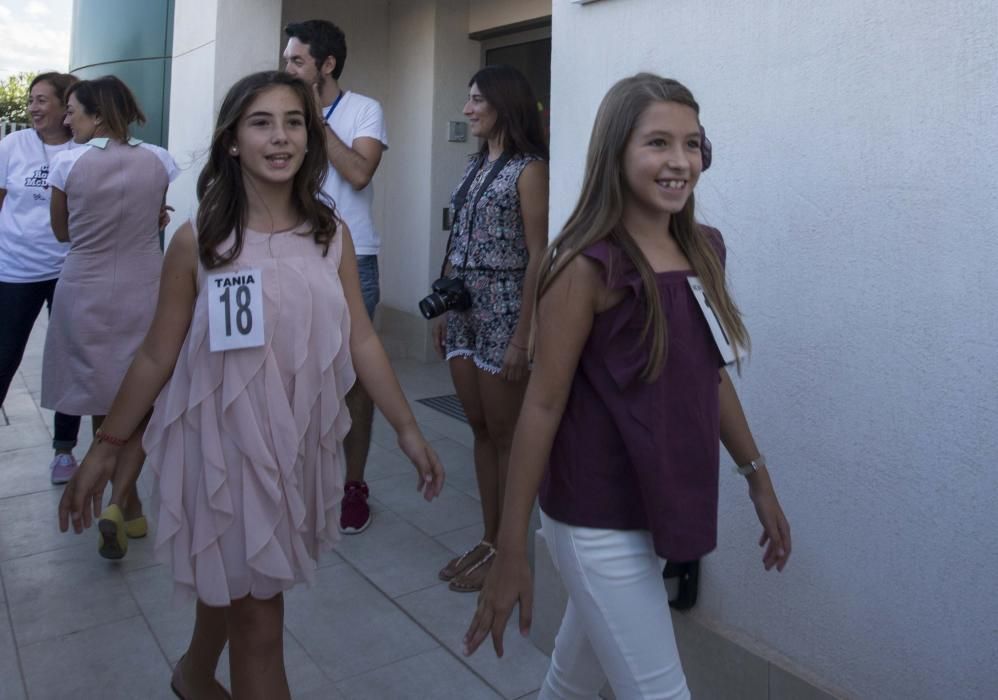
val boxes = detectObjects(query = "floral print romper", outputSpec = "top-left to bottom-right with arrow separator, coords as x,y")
444,153 -> 541,373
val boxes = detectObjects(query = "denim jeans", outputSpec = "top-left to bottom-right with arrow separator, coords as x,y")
0,280 -> 81,449
356,254 -> 380,321
539,511 -> 691,700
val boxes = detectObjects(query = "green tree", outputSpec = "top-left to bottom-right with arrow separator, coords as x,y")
0,72 -> 36,124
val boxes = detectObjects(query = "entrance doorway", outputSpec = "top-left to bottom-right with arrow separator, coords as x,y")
480,26 -> 552,137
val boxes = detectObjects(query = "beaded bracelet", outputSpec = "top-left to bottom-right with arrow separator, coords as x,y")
95,429 -> 128,447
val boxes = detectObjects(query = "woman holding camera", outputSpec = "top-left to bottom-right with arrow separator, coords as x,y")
431,65 -> 548,592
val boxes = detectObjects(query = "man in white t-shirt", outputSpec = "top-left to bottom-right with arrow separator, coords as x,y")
284,19 -> 389,535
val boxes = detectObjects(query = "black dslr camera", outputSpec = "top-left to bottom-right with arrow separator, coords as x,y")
418,277 -> 471,319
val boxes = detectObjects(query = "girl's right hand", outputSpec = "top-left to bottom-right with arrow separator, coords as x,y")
397,423 -> 446,501
463,548 -> 534,658
748,472 -> 792,571
57,445 -> 118,534
432,315 -> 447,359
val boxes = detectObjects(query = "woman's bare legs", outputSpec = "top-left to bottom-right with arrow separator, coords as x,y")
226,594 -> 290,700
173,601 -> 230,699
448,357 -> 527,587
450,357 -> 501,541
477,368 -> 527,534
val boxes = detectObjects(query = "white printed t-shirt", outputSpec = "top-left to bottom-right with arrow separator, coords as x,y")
321,91 -> 388,256
0,129 -> 79,282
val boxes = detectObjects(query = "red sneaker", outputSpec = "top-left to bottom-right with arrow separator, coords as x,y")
339,480 -> 372,534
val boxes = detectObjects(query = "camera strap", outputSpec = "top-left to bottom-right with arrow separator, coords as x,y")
440,151 -> 513,278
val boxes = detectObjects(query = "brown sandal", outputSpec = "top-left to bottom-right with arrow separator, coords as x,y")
448,545 -> 496,593
438,540 -> 494,581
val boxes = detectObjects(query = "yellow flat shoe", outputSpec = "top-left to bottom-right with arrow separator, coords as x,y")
98,505 -> 127,560
124,515 -> 148,539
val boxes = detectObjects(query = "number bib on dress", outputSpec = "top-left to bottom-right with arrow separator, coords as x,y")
207,268 -> 265,352
687,277 -> 745,366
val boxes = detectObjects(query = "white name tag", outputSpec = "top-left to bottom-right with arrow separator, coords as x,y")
207,268 -> 265,352
687,276 -> 745,365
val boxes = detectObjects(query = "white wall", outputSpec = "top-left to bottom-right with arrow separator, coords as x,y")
165,0 -> 219,236
551,1 -> 998,698
380,0 -> 436,316
166,0 -> 282,242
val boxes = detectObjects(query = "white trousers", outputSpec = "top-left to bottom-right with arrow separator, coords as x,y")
539,511 -> 691,700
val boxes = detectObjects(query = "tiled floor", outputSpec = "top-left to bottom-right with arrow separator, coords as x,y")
0,317 -> 549,699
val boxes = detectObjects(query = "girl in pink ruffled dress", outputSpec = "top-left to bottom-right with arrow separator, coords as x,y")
58,71 -> 445,700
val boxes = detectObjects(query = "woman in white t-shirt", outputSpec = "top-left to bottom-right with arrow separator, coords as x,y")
0,72 -> 83,485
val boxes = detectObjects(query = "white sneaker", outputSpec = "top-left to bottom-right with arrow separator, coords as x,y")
50,453 -> 78,485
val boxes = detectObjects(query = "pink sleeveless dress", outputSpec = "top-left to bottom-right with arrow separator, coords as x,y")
143,224 -> 354,606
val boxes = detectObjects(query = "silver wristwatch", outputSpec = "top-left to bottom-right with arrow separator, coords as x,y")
734,454 -> 765,476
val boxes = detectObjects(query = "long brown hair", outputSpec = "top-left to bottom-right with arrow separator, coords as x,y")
65,75 -> 145,142
470,65 -> 547,159
195,71 -> 339,269
537,73 -> 749,380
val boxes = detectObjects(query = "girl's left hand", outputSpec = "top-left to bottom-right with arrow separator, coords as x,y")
158,205 -> 175,230
748,473 -> 792,571
397,424 -> 446,501
500,341 -> 529,383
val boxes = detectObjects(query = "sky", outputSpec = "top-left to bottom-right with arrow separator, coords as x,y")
0,0 -> 72,79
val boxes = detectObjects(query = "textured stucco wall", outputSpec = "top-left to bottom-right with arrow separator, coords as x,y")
551,1 -> 998,698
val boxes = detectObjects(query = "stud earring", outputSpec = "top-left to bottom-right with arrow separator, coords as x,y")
229,146 -> 238,155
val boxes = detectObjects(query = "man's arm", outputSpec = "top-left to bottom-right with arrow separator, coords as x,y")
324,131 -> 384,191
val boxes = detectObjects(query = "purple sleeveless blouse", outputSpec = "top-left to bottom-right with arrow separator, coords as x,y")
538,227 -> 727,562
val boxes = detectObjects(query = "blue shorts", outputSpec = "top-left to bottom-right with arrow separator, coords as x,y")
356,255 -> 380,320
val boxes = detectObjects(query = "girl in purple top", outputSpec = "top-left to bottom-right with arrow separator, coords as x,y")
464,74 -> 792,699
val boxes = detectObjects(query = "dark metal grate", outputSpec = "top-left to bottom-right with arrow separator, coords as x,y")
415,394 -> 467,423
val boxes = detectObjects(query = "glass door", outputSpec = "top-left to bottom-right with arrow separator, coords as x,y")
481,27 -> 552,139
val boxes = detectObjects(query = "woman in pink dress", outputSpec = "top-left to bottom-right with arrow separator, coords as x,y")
43,75 -> 178,558
58,71 -> 445,700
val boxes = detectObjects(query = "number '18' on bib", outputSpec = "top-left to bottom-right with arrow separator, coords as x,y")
207,268 -> 265,352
